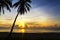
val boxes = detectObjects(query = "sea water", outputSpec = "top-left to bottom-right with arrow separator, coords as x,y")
0,28 -> 60,33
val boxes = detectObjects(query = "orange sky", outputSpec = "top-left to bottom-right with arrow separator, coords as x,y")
0,17 -> 60,28
0,8 -> 60,28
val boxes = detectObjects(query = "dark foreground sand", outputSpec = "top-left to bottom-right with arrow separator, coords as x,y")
0,32 -> 60,40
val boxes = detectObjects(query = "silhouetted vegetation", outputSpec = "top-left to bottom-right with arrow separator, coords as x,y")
0,0 -> 12,14
8,0 -> 31,39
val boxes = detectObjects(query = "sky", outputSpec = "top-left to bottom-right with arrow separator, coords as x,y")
0,0 -> 60,27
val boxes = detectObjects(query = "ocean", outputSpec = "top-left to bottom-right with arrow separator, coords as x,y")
0,28 -> 60,33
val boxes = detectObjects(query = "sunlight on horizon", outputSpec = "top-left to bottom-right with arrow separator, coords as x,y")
18,29 -> 25,33
17,19 -> 26,28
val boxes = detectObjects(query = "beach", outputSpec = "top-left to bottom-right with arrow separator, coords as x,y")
0,32 -> 60,40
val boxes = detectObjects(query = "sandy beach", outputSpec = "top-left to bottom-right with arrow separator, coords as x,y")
0,32 -> 60,40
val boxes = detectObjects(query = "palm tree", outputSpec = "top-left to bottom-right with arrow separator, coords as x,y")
0,0 -> 12,14
8,0 -> 31,38
0,0 -> 12,40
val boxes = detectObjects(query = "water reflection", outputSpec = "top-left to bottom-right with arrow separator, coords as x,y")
0,29 -> 60,33
14,29 -> 60,33
18,29 -> 25,33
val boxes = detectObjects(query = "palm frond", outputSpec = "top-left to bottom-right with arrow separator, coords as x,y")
0,0 -> 12,14
5,0 -> 12,7
25,3 -> 31,8
13,1 -> 20,8
0,8 -> 1,13
2,6 -> 4,14
13,0 -> 31,15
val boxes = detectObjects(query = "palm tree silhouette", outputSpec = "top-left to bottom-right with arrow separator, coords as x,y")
8,0 -> 31,38
0,0 -> 12,14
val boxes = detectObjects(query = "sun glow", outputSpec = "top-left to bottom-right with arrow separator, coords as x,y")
18,29 -> 25,33
17,20 -> 26,28
20,29 -> 25,33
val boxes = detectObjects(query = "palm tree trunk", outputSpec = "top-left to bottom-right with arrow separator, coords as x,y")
7,13 -> 19,39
